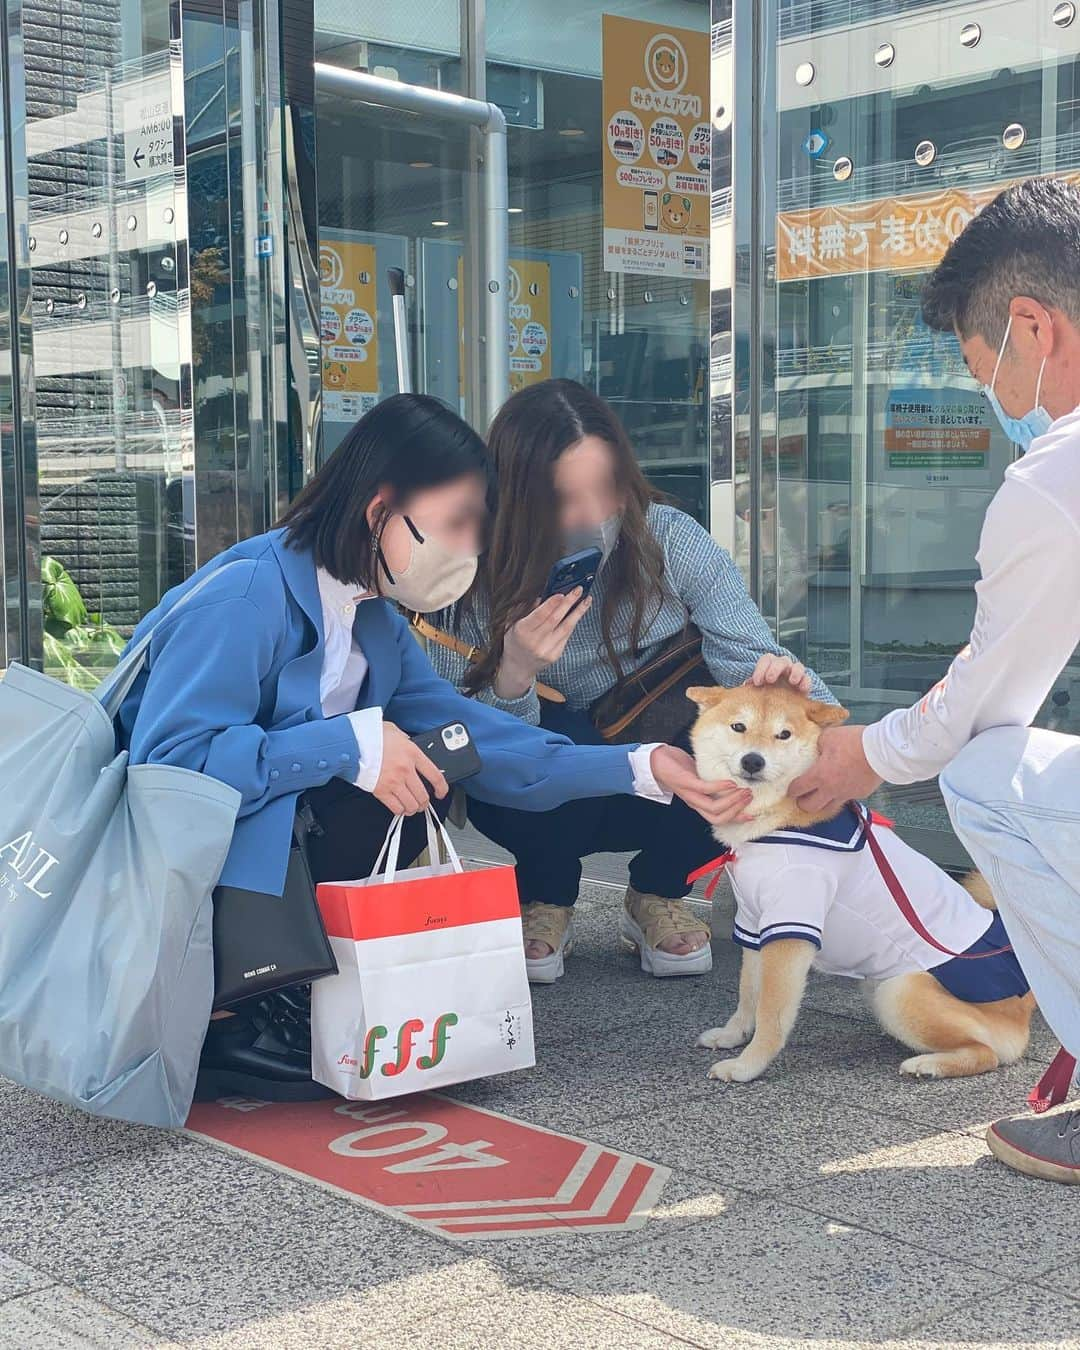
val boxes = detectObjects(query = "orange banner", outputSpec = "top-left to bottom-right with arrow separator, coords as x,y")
776,175 -> 1080,282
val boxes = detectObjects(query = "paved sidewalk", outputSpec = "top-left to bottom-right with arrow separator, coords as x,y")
1,876 -> 1078,1349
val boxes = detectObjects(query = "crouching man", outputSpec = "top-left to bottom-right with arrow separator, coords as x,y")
790,176 -> 1080,1184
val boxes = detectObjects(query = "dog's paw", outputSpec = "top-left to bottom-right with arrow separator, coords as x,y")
899,1054 -> 944,1079
706,1055 -> 763,1083
696,1023 -> 750,1051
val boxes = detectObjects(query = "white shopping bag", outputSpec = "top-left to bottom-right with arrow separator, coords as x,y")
312,809 -> 535,1100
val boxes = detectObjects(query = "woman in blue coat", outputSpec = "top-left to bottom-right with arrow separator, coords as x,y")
119,394 -> 731,1099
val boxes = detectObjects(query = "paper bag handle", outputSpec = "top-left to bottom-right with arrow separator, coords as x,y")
368,807 -> 463,884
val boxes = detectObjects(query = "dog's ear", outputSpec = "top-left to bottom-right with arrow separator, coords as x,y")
686,685 -> 722,709
805,700 -> 850,727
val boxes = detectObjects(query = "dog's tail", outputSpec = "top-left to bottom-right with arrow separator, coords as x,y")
961,871 -> 997,911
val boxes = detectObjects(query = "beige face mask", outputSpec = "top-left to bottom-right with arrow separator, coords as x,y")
375,514 -> 478,614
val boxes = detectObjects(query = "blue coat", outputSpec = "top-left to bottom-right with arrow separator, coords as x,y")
118,529 -> 638,895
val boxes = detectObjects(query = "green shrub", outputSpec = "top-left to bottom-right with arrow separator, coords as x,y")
42,556 -> 126,690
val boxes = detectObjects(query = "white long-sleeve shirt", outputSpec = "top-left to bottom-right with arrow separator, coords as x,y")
863,408 -> 1080,784
315,569 -> 669,801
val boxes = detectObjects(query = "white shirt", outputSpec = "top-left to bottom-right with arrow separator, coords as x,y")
317,570 -> 384,792
864,409 -> 1080,784
728,815 -> 992,982
315,568 -> 668,802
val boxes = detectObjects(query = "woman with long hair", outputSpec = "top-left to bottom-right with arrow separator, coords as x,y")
118,394 -> 725,1098
432,379 -> 834,983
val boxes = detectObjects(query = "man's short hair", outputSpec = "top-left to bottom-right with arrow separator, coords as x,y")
921,176 -> 1080,345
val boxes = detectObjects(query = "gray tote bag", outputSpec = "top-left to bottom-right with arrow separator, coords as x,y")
0,568 -> 242,1128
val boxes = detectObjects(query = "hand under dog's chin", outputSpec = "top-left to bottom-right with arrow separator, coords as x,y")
713,777 -> 799,848
740,779 -> 788,814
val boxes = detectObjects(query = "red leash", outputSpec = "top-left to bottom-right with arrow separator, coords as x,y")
859,807 -> 1078,1110
857,806 -> 1013,961
1028,1047 -> 1078,1112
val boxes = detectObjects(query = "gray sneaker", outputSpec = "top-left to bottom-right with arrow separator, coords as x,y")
986,1107 -> 1080,1184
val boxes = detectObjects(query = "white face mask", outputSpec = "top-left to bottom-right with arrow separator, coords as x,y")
375,514 -> 478,614
564,512 -> 623,565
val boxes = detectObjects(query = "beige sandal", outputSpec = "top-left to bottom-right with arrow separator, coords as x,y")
521,902 -> 574,984
621,887 -> 712,977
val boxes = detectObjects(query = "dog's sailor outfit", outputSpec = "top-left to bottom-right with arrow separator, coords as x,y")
726,805 -> 1029,1003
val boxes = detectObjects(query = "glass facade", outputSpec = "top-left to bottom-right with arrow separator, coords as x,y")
312,0 -> 711,518
23,0 -> 189,687
724,0 -> 1080,864
0,0 -> 281,686
0,0 -> 1075,863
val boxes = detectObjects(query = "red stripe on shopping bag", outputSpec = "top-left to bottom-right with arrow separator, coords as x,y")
317,864 -> 520,941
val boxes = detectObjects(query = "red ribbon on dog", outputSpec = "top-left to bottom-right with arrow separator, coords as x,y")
687,852 -> 736,900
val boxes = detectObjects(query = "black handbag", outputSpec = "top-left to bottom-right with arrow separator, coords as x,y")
211,800 -> 337,1010
589,623 -> 710,746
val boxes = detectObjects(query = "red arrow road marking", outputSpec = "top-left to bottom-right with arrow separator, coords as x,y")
433,1161 -> 658,1236
186,1092 -> 669,1241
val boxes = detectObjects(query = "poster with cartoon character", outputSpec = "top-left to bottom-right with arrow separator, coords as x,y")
319,237 -> 379,421
602,15 -> 709,280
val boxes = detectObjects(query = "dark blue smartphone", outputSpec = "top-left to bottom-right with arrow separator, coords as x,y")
542,547 -> 602,602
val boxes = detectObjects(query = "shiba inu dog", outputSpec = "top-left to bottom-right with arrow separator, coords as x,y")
687,683 -> 1035,1085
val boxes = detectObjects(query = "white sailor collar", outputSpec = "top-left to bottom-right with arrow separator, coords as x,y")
753,802 -> 870,853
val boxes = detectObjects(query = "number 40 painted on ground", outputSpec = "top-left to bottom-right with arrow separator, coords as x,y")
328,1101 -> 509,1173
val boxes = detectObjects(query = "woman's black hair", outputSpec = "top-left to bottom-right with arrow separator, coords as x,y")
276,393 -> 492,587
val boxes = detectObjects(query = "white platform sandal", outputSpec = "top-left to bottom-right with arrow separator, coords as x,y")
620,887 -> 713,977
521,901 -> 575,984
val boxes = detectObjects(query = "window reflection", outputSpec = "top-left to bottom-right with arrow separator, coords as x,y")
763,2 -> 1080,858
23,0 -> 187,684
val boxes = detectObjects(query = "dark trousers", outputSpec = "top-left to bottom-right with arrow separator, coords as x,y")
467,704 -> 722,907
302,778 -> 448,884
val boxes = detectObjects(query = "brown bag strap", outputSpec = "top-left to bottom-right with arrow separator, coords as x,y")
408,612 -> 566,704
409,612 -> 479,663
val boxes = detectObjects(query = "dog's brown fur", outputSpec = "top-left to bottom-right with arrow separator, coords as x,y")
687,683 -> 1035,1085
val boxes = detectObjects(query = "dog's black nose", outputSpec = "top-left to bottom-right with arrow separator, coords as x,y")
740,752 -> 766,777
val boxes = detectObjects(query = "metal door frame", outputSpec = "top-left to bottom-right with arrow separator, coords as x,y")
312,63 -> 509,443
0,0 -> 38,667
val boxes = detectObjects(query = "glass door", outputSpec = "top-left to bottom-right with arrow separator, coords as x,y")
14,0 -> 193,684
313,29 -> 505,455
760,0 -> 1080,865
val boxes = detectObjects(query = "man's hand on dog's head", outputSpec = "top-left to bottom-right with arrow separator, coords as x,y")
788,724 -> 883,816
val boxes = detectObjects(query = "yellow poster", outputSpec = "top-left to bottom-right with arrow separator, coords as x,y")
601,15 -> 710,280
776,172 -> 1080,282
319,236 -> 379,420
458,257 -> 552,395
508,259 -> 552,392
